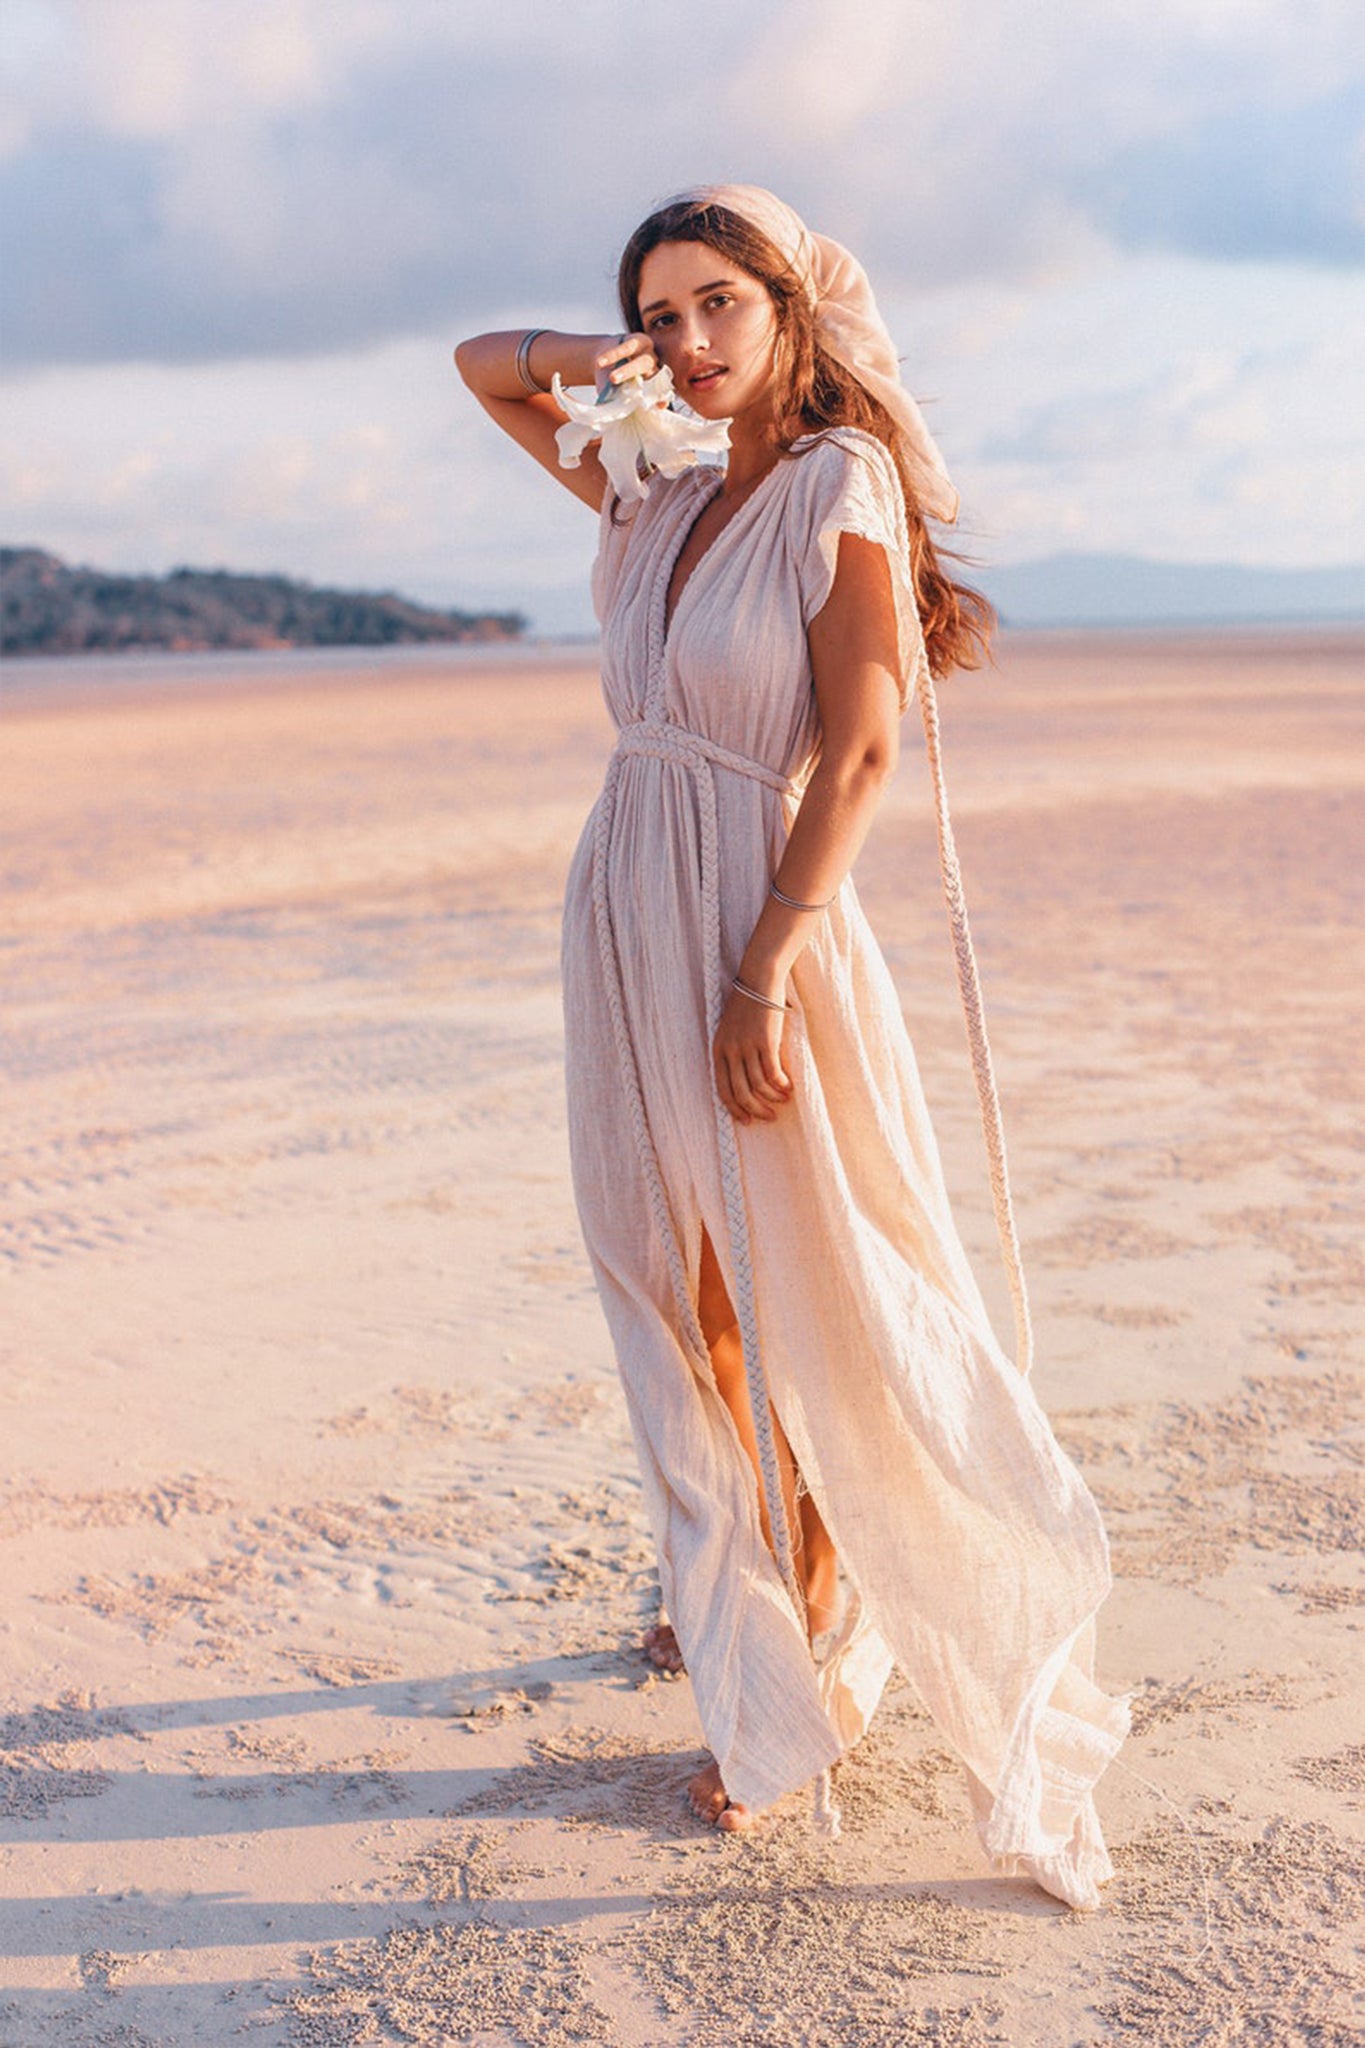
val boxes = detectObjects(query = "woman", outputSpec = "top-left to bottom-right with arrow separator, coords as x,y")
455,184 -> 1129,1911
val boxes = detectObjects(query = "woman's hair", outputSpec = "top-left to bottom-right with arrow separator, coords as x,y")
617,197 -> 995,680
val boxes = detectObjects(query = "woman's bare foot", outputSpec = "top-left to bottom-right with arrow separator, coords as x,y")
643,1622 -> 685,1674
687,1758 -> 753,1831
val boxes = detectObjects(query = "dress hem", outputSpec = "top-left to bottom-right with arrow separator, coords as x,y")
719,1595 -> 1130,1913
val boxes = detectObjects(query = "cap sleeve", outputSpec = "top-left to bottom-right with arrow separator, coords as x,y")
796,429 -> 927,711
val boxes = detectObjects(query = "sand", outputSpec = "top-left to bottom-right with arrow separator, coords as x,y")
1,626 -> 1361,2046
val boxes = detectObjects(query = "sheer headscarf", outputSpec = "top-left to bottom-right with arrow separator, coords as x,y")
669,183 -> 959,525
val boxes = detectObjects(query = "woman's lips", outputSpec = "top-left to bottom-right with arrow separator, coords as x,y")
688,366 -> 726,391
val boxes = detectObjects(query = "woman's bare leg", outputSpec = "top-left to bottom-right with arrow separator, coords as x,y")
683,1225 -> 839,1828
697,1225 -> 838,1632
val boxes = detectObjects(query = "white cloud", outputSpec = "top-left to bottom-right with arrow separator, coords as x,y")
732,0 -> 1365,288
916,256 -> 1365,566
1,0 -> 1361,613
10,0 -> 395,141
4,254 -> 1360,632
0,0 -> 80,157
1,0 -> 1360,369
0,326 -> 605,629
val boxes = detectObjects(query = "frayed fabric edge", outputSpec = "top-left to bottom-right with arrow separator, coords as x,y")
968,1609 -> 1133,1911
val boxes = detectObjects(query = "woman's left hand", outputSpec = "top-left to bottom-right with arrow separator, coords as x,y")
712,986 -> 795,1126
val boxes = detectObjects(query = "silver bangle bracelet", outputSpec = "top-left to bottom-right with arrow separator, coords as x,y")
769,878 -> 837,913
515,327 -> 548,395
732,974 -> 791,1013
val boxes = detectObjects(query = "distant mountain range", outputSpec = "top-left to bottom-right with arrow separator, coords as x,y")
980,552 -> 1363,628
2,544 -> 1357,655
0,548 -> 525,656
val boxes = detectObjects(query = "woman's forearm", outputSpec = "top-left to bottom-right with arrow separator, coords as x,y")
736,747 -> 896,993
734,528 -> 904,1002
453,329 -> 613,403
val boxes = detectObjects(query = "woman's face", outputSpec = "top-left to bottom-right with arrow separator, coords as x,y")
636,240 -> 779,424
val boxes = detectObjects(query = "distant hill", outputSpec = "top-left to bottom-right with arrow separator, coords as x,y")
0,547 -> 526,656
981,552 -> 1364,628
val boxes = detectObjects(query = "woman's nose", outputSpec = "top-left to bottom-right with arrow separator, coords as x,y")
677,314 -> 710,358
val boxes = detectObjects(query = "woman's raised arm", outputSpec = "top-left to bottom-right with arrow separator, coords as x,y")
454,329 -> 655,512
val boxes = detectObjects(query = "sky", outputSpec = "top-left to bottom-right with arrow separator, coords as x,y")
1,0 -> 1363,634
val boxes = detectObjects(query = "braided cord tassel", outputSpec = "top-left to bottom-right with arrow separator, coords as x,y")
692,758 -> 842,1847
693,758 -> 805,1615
597,478 -> 836,1831
812,1764 -> 841,1839
915,663 -> 1035,1378
591,743 -> 806,1606
594,746 -> 841,1837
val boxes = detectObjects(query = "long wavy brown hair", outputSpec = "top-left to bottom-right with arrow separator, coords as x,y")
617,197 -> 995,680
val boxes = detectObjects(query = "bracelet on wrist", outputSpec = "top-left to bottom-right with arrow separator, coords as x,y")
769,878 -> 837,913
731,974 -> 792,1013
515,327 -> 548,395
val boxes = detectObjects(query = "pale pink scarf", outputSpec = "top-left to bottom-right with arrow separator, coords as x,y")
671,182 -> 960,525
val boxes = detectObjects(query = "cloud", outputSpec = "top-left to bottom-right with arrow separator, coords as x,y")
1086,85 -> 1365,265
728,0 -> 1365,284
0,0 -> 1360,369
0,335 -> 604,630
0,0 -> 764,366
2,3 -> 1362,617
3,254 -> 1359,633
934,256 -> 1365,566
979,353 -> 1275,467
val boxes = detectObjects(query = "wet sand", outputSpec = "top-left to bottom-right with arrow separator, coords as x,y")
2,627 -> 1362,2044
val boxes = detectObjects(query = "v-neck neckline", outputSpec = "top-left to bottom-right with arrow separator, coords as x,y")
659,460 -> 785,650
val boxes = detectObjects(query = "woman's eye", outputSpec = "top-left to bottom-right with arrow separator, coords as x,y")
647,313 -> 675,332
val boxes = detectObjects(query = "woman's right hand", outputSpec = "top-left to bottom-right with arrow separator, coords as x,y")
593,332 -> 659,394
453,327 -> 663,511
712,984 -> 796,1126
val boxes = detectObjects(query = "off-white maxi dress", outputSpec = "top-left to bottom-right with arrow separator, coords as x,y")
560,425 -> 1130,1911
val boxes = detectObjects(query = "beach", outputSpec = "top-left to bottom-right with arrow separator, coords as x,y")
1,627 -> 1362,2046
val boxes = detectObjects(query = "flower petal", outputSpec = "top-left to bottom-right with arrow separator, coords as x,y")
554,419 -> 595,469
552,366 -> 676,428
596,419 -> 653,501
550,364 -> 730,495
551,375 -> 612,427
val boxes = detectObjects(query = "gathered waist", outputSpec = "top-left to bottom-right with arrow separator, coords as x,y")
611,718 -> 804,798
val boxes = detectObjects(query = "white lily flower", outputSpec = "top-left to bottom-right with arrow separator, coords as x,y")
552,364 -> 731,502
